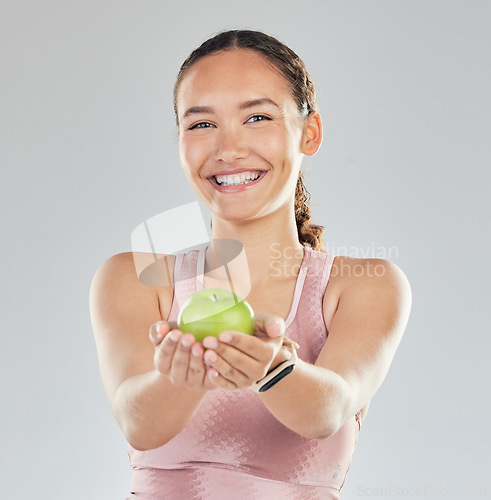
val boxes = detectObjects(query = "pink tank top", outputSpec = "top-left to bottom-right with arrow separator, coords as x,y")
128,246 -> 361,499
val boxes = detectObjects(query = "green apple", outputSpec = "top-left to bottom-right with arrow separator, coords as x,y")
177,288 -> 254,343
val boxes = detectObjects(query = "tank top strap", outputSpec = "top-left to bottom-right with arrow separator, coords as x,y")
167,253 -> 183,322
284,246 -> 311,329
320,252 -> 336,295
167,247 -> 207,322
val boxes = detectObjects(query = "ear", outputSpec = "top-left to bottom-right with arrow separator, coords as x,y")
301,111 -> 323,156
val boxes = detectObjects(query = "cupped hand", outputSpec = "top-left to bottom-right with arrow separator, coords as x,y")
201,313 -> 288,390
149,320 -> 217,392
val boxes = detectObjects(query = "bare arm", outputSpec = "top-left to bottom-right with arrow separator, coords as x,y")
89,252 -> 214,451
256,258 -> 412,438
203,258 -> 411,439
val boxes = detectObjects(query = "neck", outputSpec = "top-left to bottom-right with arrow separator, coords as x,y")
205,204 -> 305,295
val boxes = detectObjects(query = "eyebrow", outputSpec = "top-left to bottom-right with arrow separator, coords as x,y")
182,98 -> 281,119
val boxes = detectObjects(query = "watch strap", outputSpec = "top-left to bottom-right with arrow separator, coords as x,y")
251,337 -> 299,393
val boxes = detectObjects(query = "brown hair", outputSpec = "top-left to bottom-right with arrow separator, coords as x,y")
174,29 -> 325,252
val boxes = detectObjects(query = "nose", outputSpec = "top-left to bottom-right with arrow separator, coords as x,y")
214,125 -> 249,163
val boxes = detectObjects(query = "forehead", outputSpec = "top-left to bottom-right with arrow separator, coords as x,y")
177,49 -> 293,110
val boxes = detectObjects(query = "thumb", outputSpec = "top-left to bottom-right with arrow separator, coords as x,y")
149,320 -> 175,345
254,314 -> 285,339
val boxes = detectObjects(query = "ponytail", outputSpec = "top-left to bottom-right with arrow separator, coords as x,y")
294,171 -> 325,252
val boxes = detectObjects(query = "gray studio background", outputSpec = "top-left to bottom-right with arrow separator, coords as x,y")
2,1 -> 490,499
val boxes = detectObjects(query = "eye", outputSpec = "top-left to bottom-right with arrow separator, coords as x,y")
245,115 -> 271,124
188,122 -> 214,130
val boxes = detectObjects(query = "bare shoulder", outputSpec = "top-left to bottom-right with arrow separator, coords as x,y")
89,252 -> 137,299
89,252 -> 175,401
92,251 -> 176,283
324,256 -> 412,330
92,251 -> 176,319
330,256 -> 410,293
91,251 -> 148,279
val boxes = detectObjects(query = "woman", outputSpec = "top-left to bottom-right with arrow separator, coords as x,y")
90,29 -> 411,499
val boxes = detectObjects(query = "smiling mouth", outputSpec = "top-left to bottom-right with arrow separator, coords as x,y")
211,170 -> 264,187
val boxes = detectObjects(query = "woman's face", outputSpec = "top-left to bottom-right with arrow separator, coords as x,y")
176,49 -> 314,224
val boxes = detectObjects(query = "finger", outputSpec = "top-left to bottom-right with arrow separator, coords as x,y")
190,346 -> 220,390
205,335 -> 269,381
169,333 -> 196,385
207,366 -> 239,390
253,314 -> 285,339
186,342 -> 207,387
203,349 -> 250,387
204,332 -> 262,360
207,331 -> 276,365
154,328 -> 182,373
150,321 -> 172,346
203,367 -> 222,390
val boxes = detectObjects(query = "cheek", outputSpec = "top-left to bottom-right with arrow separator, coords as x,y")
256,129 -> 301,169
179,136 -> 207,173
251,128 -> 284,159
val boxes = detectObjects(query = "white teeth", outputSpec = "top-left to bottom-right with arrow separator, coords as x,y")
215,171 -> 261,186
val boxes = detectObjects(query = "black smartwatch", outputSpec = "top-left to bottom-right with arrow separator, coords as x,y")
251,338 -> 299,393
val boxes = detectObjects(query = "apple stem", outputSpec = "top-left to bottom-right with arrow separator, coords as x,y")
212,293 -> 218,302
